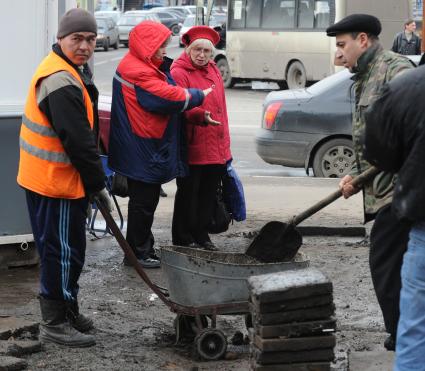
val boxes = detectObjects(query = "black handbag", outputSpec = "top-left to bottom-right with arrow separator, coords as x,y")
111,173 -> 128,198
208,184 -> 232,234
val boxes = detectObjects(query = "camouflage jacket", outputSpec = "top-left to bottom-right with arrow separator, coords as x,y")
351,43 -> 413,218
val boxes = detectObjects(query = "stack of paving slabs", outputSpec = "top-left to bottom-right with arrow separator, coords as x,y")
248,268 -> 336,371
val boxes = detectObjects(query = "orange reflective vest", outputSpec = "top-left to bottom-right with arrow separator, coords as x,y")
17,52 -> 94,199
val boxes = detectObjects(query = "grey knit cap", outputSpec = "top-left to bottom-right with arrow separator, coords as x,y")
57,8 -> 97,38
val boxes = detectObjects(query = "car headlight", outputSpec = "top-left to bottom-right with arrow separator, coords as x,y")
97,34 -> 105,39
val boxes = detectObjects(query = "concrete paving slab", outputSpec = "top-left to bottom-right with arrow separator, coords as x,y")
349,350 -> 394,371
0,317 -> 38,340
0,340 -> 42,356
0,355 -> 27,371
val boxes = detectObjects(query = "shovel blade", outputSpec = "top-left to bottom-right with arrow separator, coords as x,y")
245,221 -> 302,263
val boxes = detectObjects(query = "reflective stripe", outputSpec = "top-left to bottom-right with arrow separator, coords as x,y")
20,137 -> 71,164
114,73 -> 135,89
181,89 -> 190,112
115,73 -> 190,113
22,114 -> 58,138
59,199 -> 73,301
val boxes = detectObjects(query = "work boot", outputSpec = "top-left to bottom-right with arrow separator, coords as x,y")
39,297 -> 95,347
200,241 -> 218,251
160,187 -> 167,197
67,300 -> 94,333
123,239 -> 160,268
123,255 -> 160,268
384,334 -> 396,351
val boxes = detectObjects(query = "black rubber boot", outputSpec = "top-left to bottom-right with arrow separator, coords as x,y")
39,297 -> 95,347
67,300 -> 94,333
384,334 -> 396,351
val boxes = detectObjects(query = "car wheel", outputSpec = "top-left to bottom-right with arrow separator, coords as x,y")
286,61 -> 306,89
312,138 -> 355,178
113,37 -> 119,49
103,39 -> 109,52
171,24 -> 180,36
216,58 -> 235,88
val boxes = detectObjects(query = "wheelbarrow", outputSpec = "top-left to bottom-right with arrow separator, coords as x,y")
95,198 -> 309,360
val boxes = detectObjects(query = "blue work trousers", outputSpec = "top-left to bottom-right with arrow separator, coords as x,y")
25,190 -> 88,302
395,221 -> 425,371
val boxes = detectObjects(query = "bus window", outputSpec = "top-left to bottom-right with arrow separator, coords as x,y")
298,0 -> 315,28
315,0 -> 330,28
229,0 -> 246,29
262,0 -> 296,29
246,0 -> 262,28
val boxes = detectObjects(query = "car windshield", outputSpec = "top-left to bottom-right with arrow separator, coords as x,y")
118,15 -> 146,26
96,19 -> 107,29
95,12 -> 121,23
306,69 -> 353,95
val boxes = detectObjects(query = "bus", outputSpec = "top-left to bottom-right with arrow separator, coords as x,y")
213,0 -> 412,88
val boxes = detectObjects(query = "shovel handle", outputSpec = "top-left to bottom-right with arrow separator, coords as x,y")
290,166 -> 379,226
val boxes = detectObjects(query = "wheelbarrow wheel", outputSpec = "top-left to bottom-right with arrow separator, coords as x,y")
194,328 -> 227,361
174,314 -> 208,344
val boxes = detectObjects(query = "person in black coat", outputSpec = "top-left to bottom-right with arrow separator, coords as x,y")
391,19 -> 421,55
364,65 -> 425,370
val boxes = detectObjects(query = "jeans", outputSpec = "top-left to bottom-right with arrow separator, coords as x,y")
394,221 -> 425,371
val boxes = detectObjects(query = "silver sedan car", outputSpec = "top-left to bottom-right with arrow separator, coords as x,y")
117,11 -> 160,48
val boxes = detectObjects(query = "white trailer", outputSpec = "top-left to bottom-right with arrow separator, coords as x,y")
0,0 -> 77,268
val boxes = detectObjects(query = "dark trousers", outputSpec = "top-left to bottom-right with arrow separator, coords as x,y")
126,178 -> 160,259
25,190 -> 88,302
369,204 -> 410,336
172,164 -> 225,245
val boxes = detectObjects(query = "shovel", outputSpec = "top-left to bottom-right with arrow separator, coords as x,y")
245,166 -> 379,263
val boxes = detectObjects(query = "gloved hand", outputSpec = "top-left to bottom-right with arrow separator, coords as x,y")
91,188 -> 113,212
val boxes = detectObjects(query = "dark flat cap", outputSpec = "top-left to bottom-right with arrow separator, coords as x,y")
326,14 -> 381,37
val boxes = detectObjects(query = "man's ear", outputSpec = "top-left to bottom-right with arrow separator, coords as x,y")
359,32 -> 369,48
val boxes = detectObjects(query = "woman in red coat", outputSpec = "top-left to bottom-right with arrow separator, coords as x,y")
171,26 -> 232,250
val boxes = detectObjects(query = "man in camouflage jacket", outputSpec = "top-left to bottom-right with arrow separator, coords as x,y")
326,14 -> 414,351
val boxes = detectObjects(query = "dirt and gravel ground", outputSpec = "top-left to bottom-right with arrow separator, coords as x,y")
0,178 -> 393,370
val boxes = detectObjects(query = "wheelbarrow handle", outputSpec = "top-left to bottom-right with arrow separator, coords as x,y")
94,197 -> 172,305
290,166 -> 380,226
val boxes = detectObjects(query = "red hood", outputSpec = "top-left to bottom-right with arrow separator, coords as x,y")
129,21 -> 171,61
172,51 -> 214,72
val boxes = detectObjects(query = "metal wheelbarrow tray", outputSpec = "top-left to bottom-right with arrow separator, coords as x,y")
94,200 -> 310,360
161,245 -> 309,313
